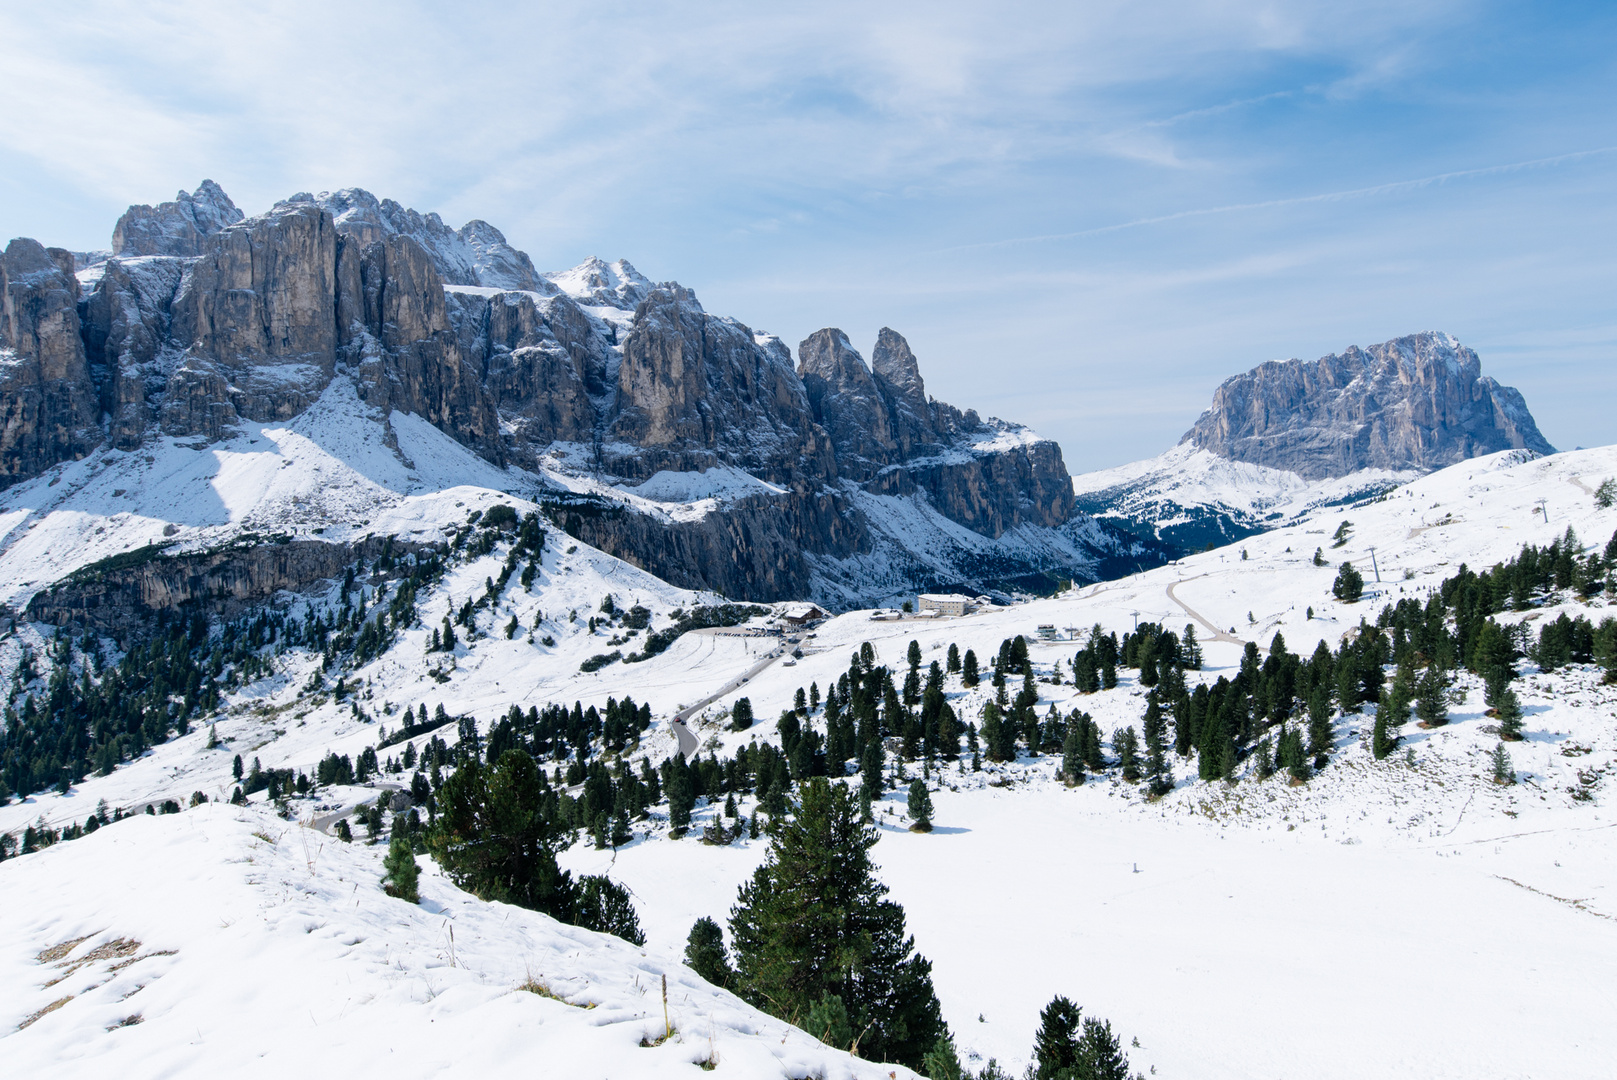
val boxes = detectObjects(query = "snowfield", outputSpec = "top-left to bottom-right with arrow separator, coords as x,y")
0,806 -> 919,1080
3,441 -> 1616,1078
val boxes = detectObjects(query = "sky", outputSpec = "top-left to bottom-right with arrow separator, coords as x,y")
2,1 -> 1613,472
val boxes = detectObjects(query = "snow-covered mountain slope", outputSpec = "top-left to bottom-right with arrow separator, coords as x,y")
1072,331 -> 1555,553
1071,441 -> 1417,550
6,443 -> 1614,1077
6,181 -> 1153,606
1,805 -> 918,1080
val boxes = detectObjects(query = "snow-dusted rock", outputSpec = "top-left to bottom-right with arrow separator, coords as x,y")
1183,331 -> 1554,479
0,238 -> 98,485
110,179 -> 243,258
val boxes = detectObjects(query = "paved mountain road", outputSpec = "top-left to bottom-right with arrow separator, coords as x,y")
668,641 -> 786,758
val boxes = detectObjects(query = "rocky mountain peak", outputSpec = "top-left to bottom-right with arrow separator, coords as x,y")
111,179 -> 244,257
544,257 -> 657,311
871,326 -> 925,401
277,187 -> 544,293
1180,330 -> 1555,481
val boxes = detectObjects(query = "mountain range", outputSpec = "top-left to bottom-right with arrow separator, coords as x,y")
0,182 -> 1163,612
1071,331 -> 1556,550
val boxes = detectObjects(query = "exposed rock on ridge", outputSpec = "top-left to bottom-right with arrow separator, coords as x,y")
0,239 -> 98,484
1182,332 -> 1555,480
112,180 -> 243,258
3,181 -> 1157,604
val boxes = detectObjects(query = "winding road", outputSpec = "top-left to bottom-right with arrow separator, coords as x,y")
668,640 -> 786,758
1165,576 -> 1247,646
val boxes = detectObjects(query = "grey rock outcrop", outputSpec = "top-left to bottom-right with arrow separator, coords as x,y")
1183,332 -> 1555,480
0,238 -> 98,484
283,188 -> 546,293
112,180 -> 243,257
3,180 -> 1159,603
609,289 -> 824,480
798,328 -> 897,480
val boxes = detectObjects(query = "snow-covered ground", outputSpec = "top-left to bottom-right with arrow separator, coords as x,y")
5,442 -> 1616,1077
0,806 -> 918,1080
1071,440 -> 1418,546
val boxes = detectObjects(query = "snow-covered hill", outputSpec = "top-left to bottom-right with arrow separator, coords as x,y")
4,442 -> 1616,1078
1071,441 -> 1416,550
1,805 -> 918,1080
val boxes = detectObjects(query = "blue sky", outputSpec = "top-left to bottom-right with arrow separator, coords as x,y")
2,1 -> 1612,471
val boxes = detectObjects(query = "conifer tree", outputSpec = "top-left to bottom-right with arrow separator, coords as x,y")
962,649 -> 980,687
1495,687 -> 1525,741
921,1033 -> 964,1080
1061,721 -> 1084,785
728,778 -> 946,1069
431,748 -> 576,920
730,697 -> 755,731
1075,1016 -> 1132,1080
1180,623 -> 1203,669
907,780 -> 933,832
667,754 -> 696,834
1415,666 -> 1449,727
1332,562 -> 1365,602
1030,995 -> 1083,1080
1306,684 -> 1334,762
1490,742 -> 1516,785
1141,698 -> 1172,797
382,829 -> 421,902
1113,727 -> 1140,782
576,874 -> 646,945
946,643 -> 961,674
335,818 -> 353,842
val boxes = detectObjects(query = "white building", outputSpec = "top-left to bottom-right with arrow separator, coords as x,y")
917,593 -> 972,617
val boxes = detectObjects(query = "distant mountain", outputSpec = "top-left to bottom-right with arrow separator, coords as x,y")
1073,332 -> 1554,550
0,181 -> 1166,611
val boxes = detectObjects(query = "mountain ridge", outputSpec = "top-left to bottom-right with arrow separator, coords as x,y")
0,182 -> 1161,608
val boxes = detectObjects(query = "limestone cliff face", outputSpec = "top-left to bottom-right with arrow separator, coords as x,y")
166,204 -> 340,431
610,289 -> 824,481
3,181 -> 1160,603
286,188 -> 545,292
1182,332 -> 1555,480
112,180 -> 243,258
798,328 -> 897,480
0,239 -> 98,485
28,535 -> 438,632
797,326 -> 1075,537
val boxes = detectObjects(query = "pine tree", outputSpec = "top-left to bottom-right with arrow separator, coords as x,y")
1306,683 -> 1334,762
730,697 -> 755,731
1030,995 -> 1083,1080
576,874 -> 646,944
806,993 -> 854,1050
1415,666 -> 1449,727
1061,721 -> 1084,786
1141,698 -> 1172,797
907,780 -> 933,832
1495,687 -> 1525,741
728,778 -> 946,1069
1490,742 -> 1516,785
667,754 -> 695,834
431,748 -> 575,920
382,830 -> 420,902
1181,624 -> 1203,669
962,649 -> 980,687
1333,562 -> 1365,602
1113,727 -> 1140,782
921,1033 -> 964,1080
1075,1016 -> 1132,1080
335,818 -> 353,842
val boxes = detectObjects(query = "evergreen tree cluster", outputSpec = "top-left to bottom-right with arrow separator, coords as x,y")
699,777 -> 947,1070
